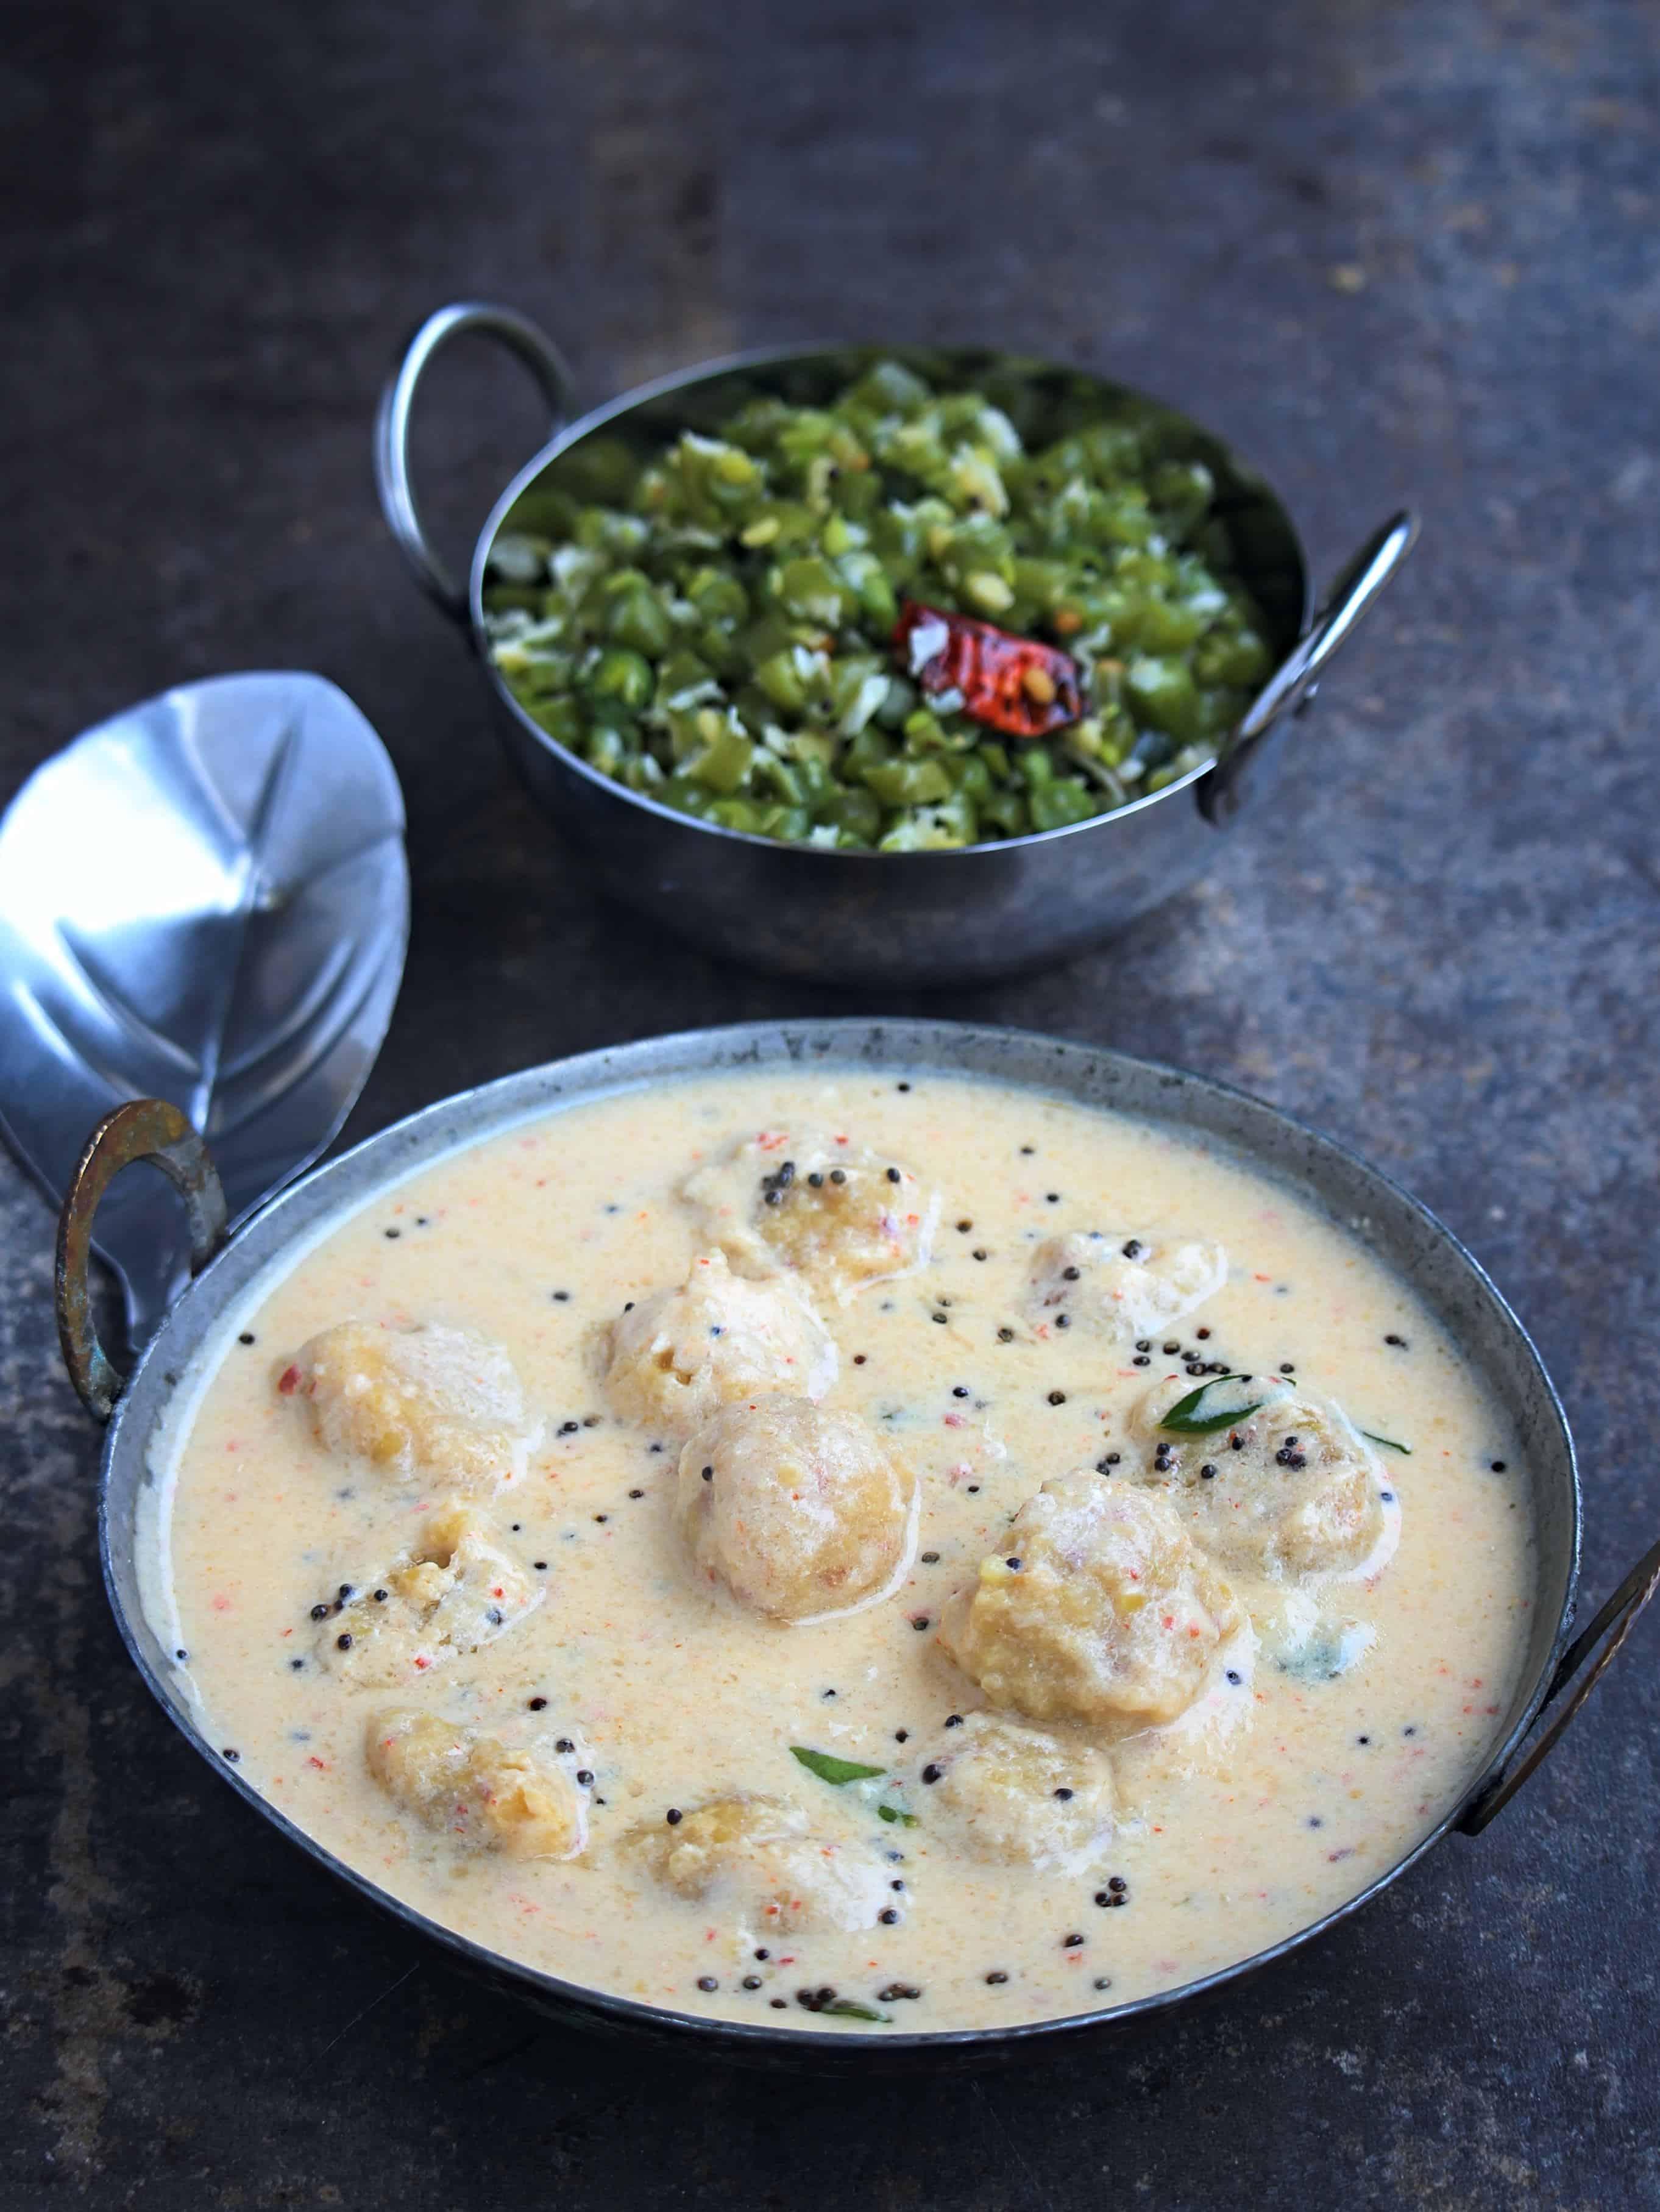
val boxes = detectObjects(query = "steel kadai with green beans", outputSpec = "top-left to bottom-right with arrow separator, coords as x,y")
482,360 -> 1275,850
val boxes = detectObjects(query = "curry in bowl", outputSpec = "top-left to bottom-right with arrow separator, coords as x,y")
154,1067 -> 1533,2034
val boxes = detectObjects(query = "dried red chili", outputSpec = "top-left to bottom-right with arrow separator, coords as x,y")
892,601 -> 1085,739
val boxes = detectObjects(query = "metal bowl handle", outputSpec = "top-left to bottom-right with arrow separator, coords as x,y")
1202,508 -> 1420,827
374,302 -> 576,625
1458,1532 -> 1660,1834
56,1100 -> 229,1423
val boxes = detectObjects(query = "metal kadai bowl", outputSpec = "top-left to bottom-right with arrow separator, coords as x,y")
55,1021 -> 1660,2074
375,305 -> 1416,986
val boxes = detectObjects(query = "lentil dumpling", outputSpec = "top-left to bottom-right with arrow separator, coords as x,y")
278,1320 -> 536,1493
937,1474 -> 1242,1731
316,1501 -> 543,1685
675,1398 -> 917,1623
1127,1373 -> 1397,1583
912,1712 -> 1115,1873
1026,1231 -> 1227,1344
366,1709 -> 586,1860
628,1794 -> 891,1934
681,1128 -> 938,1300
602,1248 -> 838,1439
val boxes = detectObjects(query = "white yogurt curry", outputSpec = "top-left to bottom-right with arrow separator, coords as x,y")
157,1071 -> 1536,2035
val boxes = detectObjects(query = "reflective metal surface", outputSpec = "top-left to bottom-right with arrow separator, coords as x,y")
79,1019 -> 1600,2072
377,310 -> 1417,984
0,672 -> 408,1342
1202,508 -> 1419,827
375,302 -> 574,617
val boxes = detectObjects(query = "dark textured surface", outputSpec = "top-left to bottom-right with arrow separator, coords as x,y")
4,0 -> 1658,2203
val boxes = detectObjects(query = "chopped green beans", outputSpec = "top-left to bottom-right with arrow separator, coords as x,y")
483,362 -> 1273,848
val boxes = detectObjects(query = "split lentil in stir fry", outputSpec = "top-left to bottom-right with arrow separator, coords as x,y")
482,360 -> 1275,849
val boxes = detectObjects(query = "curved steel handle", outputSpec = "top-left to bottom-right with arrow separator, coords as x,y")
56,1100 -> 228,1421
374,302 -> 576,625
1458,1533 -> 1660,1835
1201,508 -> 1419,827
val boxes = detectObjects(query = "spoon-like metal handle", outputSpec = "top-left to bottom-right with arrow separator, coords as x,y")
375,302 -> 576,624
1201,509 -> 1419,827
0,671 -> 408,1357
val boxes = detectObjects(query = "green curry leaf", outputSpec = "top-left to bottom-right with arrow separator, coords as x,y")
1159,1375 -> 1268,1437
1363,1430 -> 1413,1456
790,1746 -> 887,1785
877,1803 -> 919,1827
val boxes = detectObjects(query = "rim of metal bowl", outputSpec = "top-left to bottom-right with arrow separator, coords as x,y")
101,1019 -> 1574,2060
466,344 -> 1310,863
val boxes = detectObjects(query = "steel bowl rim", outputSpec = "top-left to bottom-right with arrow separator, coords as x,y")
96,1017 -> 1577,2058
465,341 -> 1313,864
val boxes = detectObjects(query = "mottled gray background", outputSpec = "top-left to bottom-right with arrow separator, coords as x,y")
4,0 -> 1658,2204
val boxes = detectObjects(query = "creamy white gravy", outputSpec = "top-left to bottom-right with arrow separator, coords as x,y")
158,1070 -> 1536,2035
